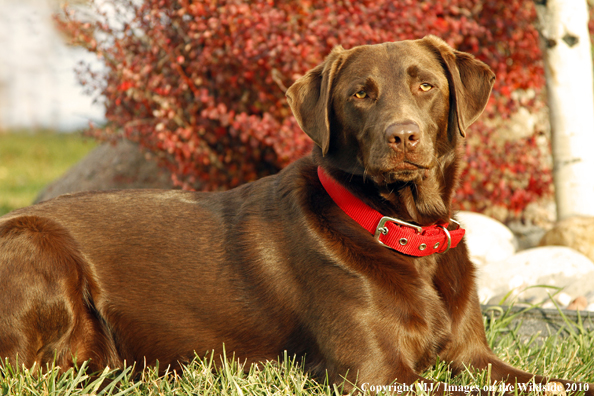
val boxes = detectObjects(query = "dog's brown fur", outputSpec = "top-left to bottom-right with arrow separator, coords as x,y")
0,36 -> 591,395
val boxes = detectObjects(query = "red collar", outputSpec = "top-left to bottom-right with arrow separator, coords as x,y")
317,167 -> 465,257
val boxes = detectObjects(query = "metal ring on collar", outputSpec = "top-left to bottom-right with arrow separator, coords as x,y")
436,225 -> 452,254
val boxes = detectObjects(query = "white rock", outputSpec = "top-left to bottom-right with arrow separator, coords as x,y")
477,246 -> 594,305
455,211 -> 519,267
556,292 -> 573,307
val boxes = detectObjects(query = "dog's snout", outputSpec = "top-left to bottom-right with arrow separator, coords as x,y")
386,122 -> 421,151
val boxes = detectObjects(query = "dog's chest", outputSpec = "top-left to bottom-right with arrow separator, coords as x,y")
404,254 -> 453,368
414,255 -> 439,282
351,250 -> 453,369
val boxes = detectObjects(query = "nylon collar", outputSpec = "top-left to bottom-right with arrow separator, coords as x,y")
317,166 -> 465,257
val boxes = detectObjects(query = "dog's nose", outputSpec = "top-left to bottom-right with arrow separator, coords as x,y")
386,122 -> 421,151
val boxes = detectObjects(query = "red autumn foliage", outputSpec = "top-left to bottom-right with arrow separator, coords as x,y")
56,0 -> 555,220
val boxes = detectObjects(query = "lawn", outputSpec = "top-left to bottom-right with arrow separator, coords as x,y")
1,306 -> 593,395
0,130 -> 97,216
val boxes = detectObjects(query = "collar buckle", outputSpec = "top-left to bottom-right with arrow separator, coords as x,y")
374,216 -> 423,248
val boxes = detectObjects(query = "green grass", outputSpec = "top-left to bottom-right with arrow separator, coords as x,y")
0,130 -> 97,216
1,306 -> 593,396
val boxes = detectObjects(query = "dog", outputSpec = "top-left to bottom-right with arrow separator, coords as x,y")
0,35 -> 592,395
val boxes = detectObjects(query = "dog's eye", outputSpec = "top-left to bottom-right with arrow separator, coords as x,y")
419,83 -> 433,92
354,90 -> 368,99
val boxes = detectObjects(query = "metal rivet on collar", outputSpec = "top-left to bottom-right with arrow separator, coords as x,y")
434,242 -> 440,249
399,238 -> 408,246
419,243 -> 427,251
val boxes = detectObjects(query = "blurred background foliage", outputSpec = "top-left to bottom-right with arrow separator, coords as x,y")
4,0 -> 594,221
55,0 -> 558,221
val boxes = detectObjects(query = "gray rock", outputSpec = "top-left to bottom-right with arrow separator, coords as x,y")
35,139 -> 176,203
507,199 -> 556,250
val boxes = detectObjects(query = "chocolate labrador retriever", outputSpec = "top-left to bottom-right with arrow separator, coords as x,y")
0,35 -> 591,394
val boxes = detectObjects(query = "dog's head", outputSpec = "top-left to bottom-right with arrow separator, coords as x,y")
286,36 -> 495,222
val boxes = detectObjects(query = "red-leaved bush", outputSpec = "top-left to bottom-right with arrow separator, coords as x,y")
56,0 -> 555,220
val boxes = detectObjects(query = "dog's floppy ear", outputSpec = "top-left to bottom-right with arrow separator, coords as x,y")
286,46 -> 345,156
422,35 -> 495,138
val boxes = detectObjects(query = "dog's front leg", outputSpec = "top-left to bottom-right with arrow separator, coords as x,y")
439,295 -> 594,395
470,354 -> 594,396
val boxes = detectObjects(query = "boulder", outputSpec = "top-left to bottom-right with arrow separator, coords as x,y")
455,211 -> 519,267
507,199 -> 556,250
539,216 -> 594,263
477,246 -> 594,307
35,140 -> 176,203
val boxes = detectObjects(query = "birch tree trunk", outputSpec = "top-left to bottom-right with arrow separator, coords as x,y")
534,0 -> 594,220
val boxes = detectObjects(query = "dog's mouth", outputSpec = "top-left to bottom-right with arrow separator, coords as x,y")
367,158 -> 435,185
396,160 -> 431,171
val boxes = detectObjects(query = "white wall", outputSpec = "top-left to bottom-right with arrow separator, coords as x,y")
0,0 -> 105,131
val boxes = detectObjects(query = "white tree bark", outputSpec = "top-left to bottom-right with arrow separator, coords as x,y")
534,0 -> 594,220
